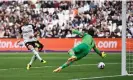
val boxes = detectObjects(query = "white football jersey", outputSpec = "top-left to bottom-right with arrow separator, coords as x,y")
21,24 -> 37,43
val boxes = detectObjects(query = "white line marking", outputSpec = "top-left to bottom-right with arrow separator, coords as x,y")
0,69 -> 8,71
0,63 -> 120,71
71,75 -> 122,80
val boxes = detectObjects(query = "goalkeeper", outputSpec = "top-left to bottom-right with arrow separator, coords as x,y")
53,29 -> 106,72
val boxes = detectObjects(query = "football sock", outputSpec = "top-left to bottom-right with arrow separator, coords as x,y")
60,61 -> 73,69
29,55 -> 37,65
68,50 -> 75,57
31,48 -> 43,61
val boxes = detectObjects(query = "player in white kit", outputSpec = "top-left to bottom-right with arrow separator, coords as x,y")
18,19 -> 46,70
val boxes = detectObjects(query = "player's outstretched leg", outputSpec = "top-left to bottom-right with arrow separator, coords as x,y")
53,50 -> 77,72
30,46 -> 46,63
26,45 -> 46,70
53,57 -> 76,72
27,55 -> 37,70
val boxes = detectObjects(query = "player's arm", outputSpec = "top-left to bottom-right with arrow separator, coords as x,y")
31,24 -> 40,38
93,44 -> 106,58
72,29 -> 84,37
17,27 -> 23,44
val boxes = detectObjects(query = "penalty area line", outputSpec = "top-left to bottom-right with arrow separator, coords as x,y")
71,75 -> 122,80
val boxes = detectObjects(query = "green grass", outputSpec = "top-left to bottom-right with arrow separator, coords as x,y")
0,52 -> 132,80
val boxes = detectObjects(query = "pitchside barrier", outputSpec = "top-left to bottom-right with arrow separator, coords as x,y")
0,38 -> 132,52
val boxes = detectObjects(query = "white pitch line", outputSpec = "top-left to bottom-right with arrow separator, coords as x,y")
0,69 -> 8,71
0,63 -> 120,71
71,75 -> 122,80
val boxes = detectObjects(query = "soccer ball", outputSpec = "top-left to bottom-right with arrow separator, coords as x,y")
98,62 -> 105,69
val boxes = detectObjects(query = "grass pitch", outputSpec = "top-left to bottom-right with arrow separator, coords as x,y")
0,52 -> 132,80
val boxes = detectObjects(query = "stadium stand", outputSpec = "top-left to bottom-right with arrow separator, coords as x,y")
0,0 -> 131,38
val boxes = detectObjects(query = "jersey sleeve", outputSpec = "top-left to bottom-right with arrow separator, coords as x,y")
30,24 -> 40,37
29,24 -> 38,32
19,27 -> 22,34
17,26 -> 22,38
72,30 -> 82,35
72,29 -> 86,37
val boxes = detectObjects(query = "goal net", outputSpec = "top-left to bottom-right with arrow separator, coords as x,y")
126,39 -> 133,75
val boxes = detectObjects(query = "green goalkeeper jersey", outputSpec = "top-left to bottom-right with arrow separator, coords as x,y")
72,30 -> 94,48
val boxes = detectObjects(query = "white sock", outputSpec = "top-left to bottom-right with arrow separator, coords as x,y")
31,48 -> 43,61
29,55 -> 37,65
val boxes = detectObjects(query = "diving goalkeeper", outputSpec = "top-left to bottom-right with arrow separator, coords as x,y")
53,29 -> 106,72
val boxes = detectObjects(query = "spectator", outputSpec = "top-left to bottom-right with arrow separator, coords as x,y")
0,27 -> 5,38
66,30 -> 72,38
0,0 -> 128,38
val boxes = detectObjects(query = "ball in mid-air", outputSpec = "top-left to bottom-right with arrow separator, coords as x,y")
98,62 -> 105,69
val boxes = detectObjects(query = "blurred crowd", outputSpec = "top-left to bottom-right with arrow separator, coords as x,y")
0,0 -> 132,38
127,1 -> 133,38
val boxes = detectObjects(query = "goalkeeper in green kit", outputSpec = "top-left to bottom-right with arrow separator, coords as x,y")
53,29 -> 106,72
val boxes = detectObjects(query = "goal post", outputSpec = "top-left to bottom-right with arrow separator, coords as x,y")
122,0 -> 133,76
121,0 -> 127,76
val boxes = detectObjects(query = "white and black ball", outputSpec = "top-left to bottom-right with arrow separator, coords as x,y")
98,62 -> 105,69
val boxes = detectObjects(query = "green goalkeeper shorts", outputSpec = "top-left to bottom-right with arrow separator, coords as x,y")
72,43 -> 91,60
